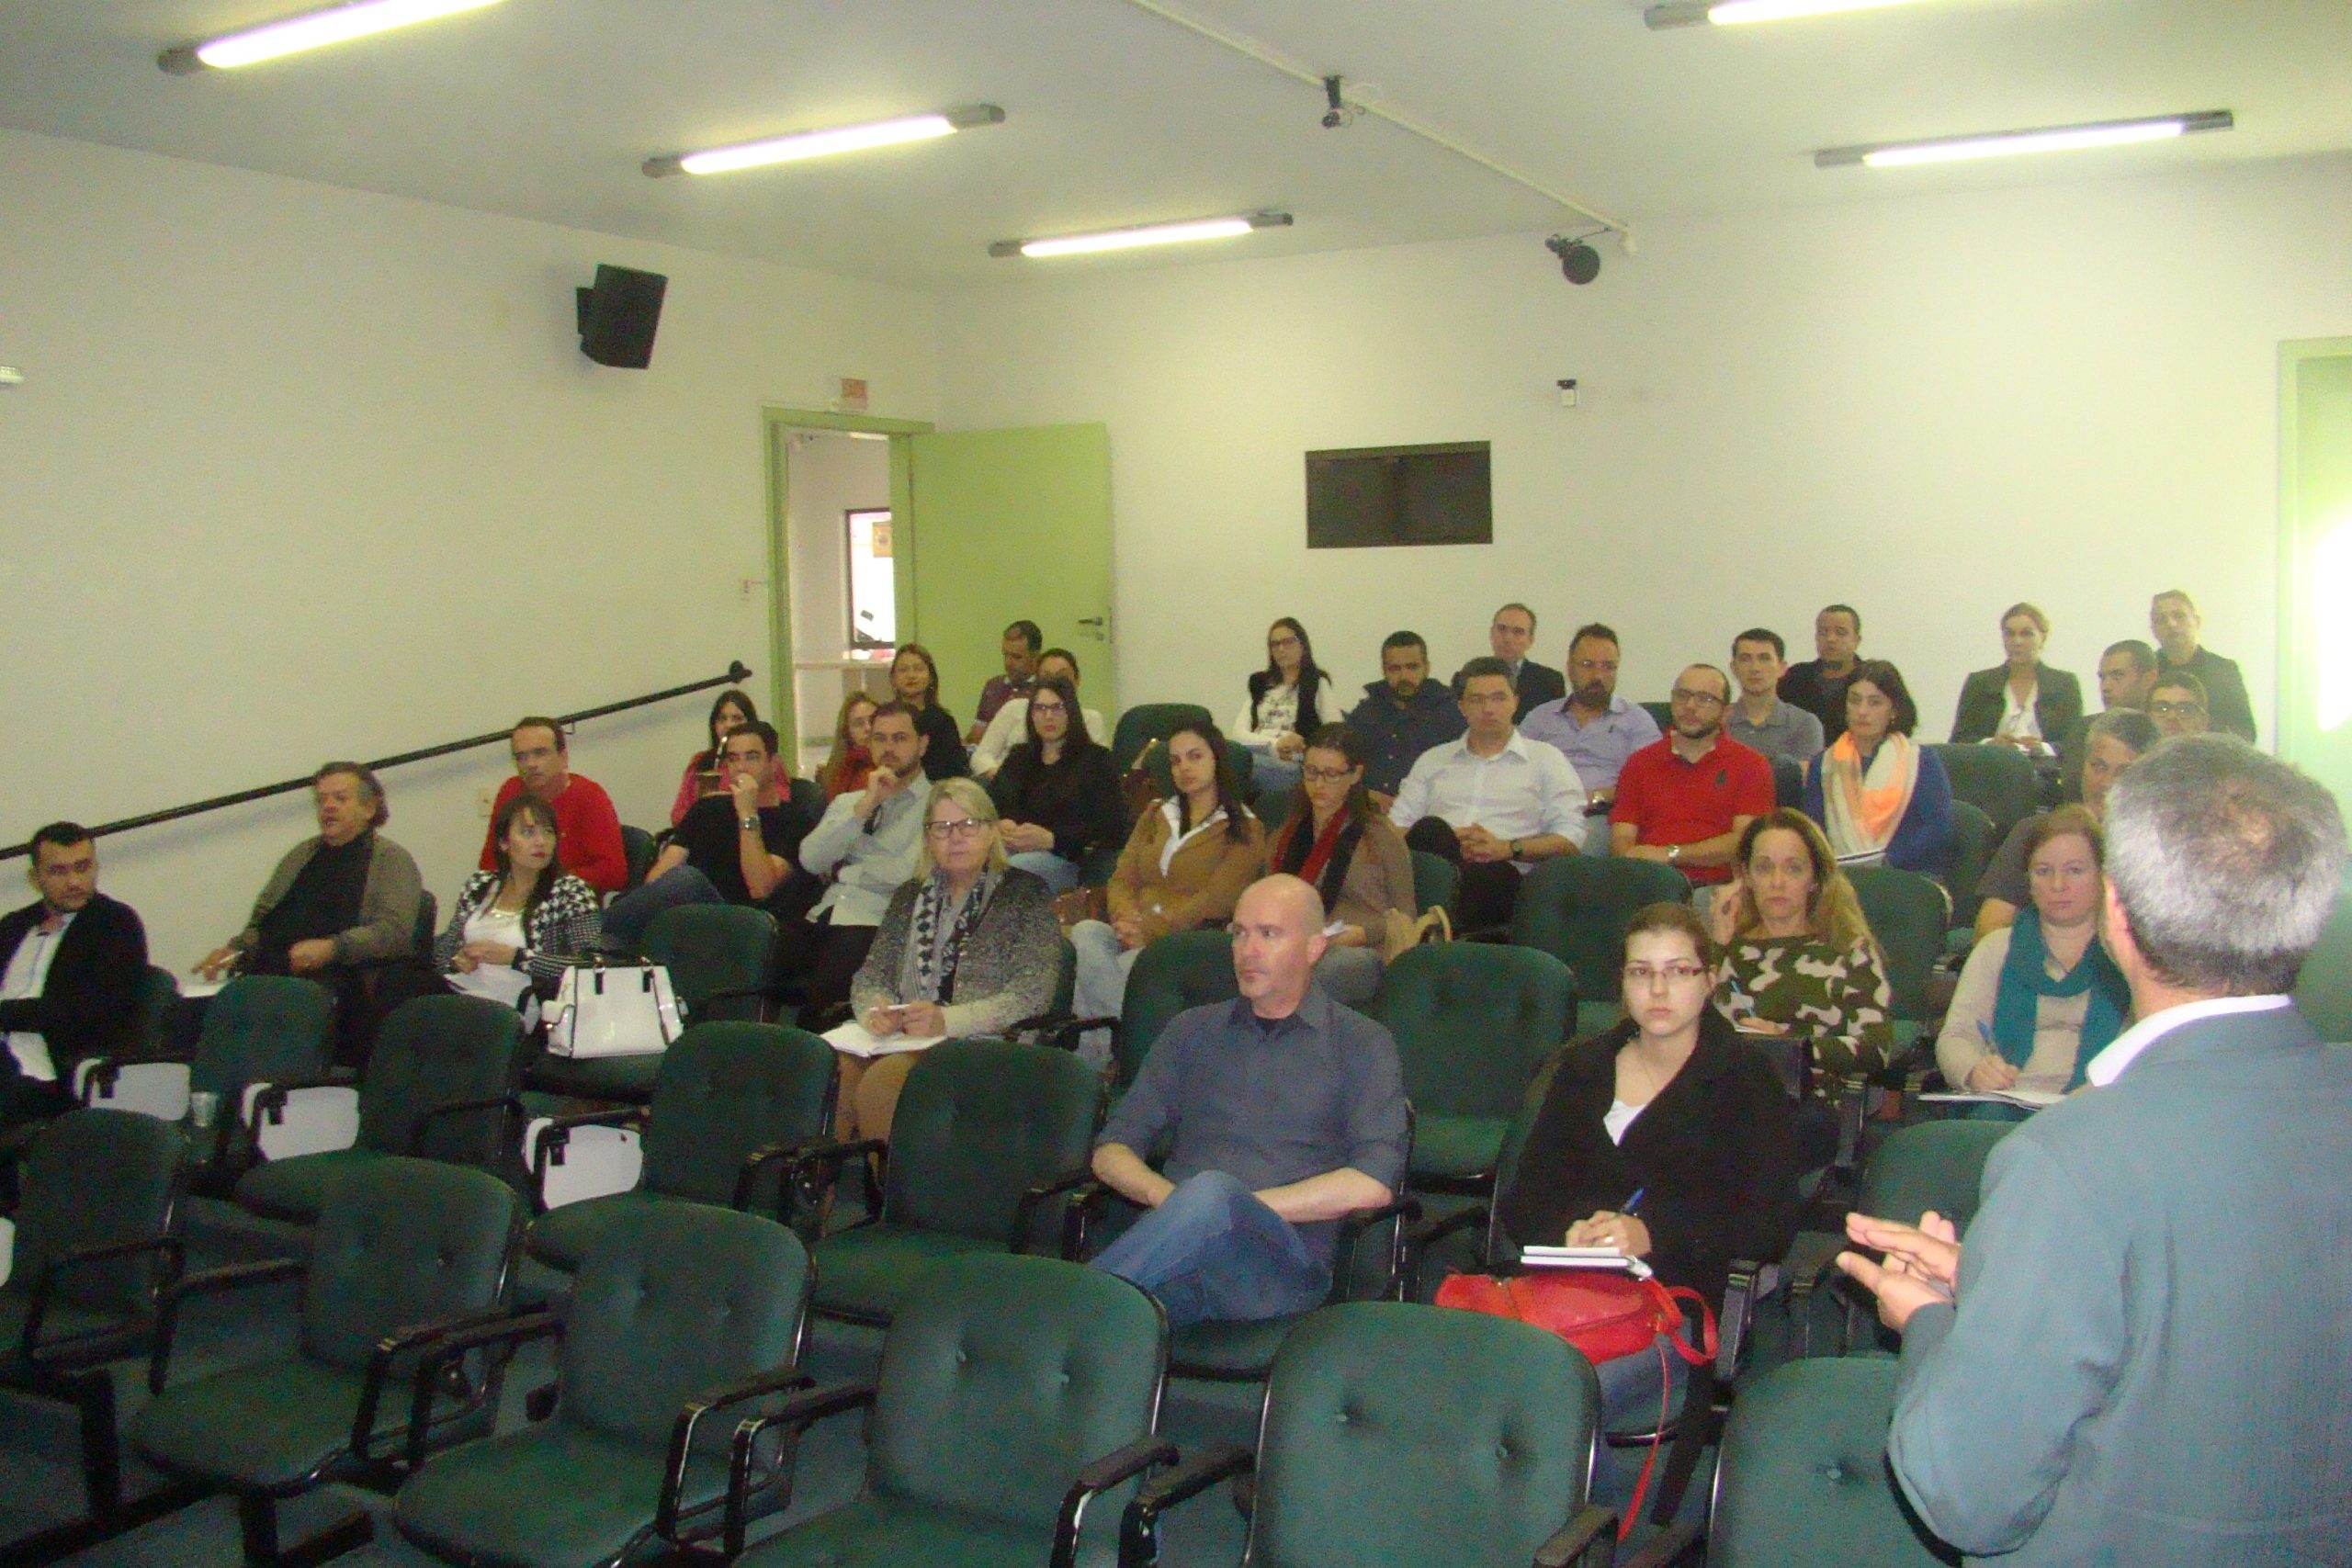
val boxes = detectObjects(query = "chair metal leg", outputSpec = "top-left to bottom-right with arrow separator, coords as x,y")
70,1368 -> 121,1519
238,1495 -> 280,1565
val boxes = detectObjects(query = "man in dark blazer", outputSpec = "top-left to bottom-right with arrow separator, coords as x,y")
1488,602 -> 1565,721
1840,736 -> 2352,1566
2151,589 -> 2257,743
0,822 -> 149,1135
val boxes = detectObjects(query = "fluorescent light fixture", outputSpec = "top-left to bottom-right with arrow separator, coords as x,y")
1646,0 -> 1933,26
645,106 -> 1005,177
159,0 -> 504,73
1815,110 -> 2233,168
989,211 -> 1293,259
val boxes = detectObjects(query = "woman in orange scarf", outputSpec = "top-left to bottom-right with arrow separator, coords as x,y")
1801,660 -> 1956,878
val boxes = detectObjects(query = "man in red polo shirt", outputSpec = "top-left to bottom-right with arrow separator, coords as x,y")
478,716 -> 628,894
1610,664 -> 1773,887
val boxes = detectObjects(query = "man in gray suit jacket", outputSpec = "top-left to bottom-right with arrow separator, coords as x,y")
1840,734 -> 2352,1567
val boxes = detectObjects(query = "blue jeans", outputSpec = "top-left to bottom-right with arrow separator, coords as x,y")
601,864 -> 722,951
1007,849 -> 1081,895
1092,1171 -> 1330,1328
1250,751 -> 1304,797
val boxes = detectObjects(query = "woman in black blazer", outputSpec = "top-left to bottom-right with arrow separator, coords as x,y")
1949,603 -> 2084,756
1498,903 -> 1799,1433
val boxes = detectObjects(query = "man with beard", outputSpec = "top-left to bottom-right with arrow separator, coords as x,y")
1609,663 -> 1774,888
1342,630 -> 1465,810
1521,623 -> 1662,849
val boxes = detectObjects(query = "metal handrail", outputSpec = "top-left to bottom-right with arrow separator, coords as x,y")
1,660 -> 754,863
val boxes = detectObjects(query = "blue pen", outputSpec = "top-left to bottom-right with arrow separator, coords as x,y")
1977,1021 -> 1994,1044
1622,1189 -> 1645,1214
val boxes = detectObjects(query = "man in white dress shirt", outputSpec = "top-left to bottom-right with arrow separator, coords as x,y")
1389,657 -> 1586,928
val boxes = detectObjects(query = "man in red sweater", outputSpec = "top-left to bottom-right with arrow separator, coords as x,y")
478,717 -> 628,894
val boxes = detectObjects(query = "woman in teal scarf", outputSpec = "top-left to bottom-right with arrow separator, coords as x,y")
1936,807 -> 2129,1110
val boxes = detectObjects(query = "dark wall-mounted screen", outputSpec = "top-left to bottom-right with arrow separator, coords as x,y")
1305,441 -> 1492,549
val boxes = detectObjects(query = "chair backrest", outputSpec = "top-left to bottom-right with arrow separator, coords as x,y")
640,903 -> 779,1020
1943,800 -> 1996,932
1409,851 -> 1460,919
1507,856 -> 1691,1006
1772,756 -> 1806,810
1857,1121 -> 2014,1238
1487,1047 -> 1573,1258
870,1255 -> 1165,1529
560,1204 -> 808,1445
2291,883 -> 2352,1041
619,825 -> 659,891
355,995 -> 522,1163
1117,931 -> 1239,1089
1050,936 -> 1077,1019
883,1040 -> 1101,1243
1249,1303 -> 1600,1568
300,1157 -> 518,1372
1925,742 -> 2039,845
1368,944 -> 1574,1122
190,976 -> 339,1100
8,1108 -> 184,1315
125,964 -> 181,1060
640,1022 -> 835,1207
788,777 -> 824,825
1845,866 -> 1949,1023
1708,1359 -> 1957,1568
1257,784 -> 1298,835
411,890 -> 438,958
1639,699 -> 1675,733
1110,704 -> 1214,775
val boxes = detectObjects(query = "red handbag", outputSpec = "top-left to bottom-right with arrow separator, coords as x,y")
1435,1269 -> 1717,1538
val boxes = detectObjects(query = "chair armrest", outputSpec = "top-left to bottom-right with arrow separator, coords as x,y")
1054,1436 -> 1179,1568
1331,1194 -> 1422,1303
1407,1201 -> 1492,1258
20,1233 -> 186,1361
1061,1178 -> 1140,1261
1715,1258 -> 1782,1380
732,1137 -> 820,1216
689,986 -> 776,1022
1014,1167 -> 1104,1256
244,1070 -> 359,1125
1455,923 -> 1513,944
1613,1519 -> 1704,1568
653,1363 -> 814,1543
1119,1443 -> 1255,1568
1532,1503 -> 1622,1568
408,1094 -> 525,1156
723,1381 -> 878,1553
780,1138 -> 890,1235
357,1306 -> 546,1468
528,1106 -> 648,1208
150,1258 -> 307,1393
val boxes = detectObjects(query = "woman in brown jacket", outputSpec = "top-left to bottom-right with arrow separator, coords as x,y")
1267,724 -> 1415,1005
1069,720 -> 1265,1034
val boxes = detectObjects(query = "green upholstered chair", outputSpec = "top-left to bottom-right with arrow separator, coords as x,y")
1803,1119 -> 2014,1355
1616,1357 -> 1957,1568
720,1253 -> 1171,1566
0,1109 -> 187,1538
1508,856 -> 1692,1039
1367,943 -> 1575,1191
524,1021 -> 835,1272
232,994 -> 524,1226
1942,800 -> 1996,938
134,1158 -> 521,1566
789,776 -> 825,825
1925,741 -> 2039,847
788,1039 -> 1103,1326
531,904 -> 781,1103
1111,704 -> 1215,775
1640,698 -> 1676,733
1409,850 -> 1461,923
392,1203 -> 811,1568
1124,1301 -> 1615,1568
1104,930 -> 1238,1091
1255,784 -> 1298,834
2291,883 -> 2352,1041
618,825 -> 660,891
76,975 -> 337,1168
1846,865 -> 1952,1068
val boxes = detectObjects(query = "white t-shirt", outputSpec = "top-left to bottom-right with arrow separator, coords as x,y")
0,914 -> 71,1080
1603,1098 -> 1644,1145
445,904 -> 532,1010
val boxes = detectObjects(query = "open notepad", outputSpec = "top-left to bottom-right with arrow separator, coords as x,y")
1917,1087 -> 2066,1111
1520,1246 -> 1656,1281
820,1020 -> 948,1059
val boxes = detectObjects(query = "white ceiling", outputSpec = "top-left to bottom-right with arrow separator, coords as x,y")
5,0 -> 2347,288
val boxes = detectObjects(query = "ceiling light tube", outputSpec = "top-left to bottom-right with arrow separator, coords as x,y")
159,0 -> 505,73
645,106 -> 1005,177
1815,110 -> 2233,168
1646,0 -> 1934,27
989,211 -> 1293,259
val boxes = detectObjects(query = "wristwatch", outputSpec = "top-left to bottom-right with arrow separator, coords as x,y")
1668,843 -> 1683,865
1508,838 -> 1522,859
740,815 -> 761,832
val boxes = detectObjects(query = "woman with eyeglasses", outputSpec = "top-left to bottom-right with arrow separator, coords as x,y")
1498,902 -> 1798,1431
838,778 -> 1060,1143
986,673 -> 1127,896
1231,616 -> 1335,796
1264,724 -> 1415,1005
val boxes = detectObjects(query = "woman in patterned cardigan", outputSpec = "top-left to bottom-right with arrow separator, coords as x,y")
432,793 -> 603,1013
1706,807 -> 1893,1091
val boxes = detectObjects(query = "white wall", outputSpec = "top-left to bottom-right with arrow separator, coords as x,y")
937,154 -> 2352,739
0,130 -> 936,968
784,431 -> 891,769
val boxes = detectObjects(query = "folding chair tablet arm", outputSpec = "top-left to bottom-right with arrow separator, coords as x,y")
527,1106 -> 649,1205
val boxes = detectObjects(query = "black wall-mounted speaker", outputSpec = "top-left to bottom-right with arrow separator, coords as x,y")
575,265 -> 667,368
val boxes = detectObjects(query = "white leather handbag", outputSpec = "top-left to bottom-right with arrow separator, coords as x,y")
545,961 -> 683,1058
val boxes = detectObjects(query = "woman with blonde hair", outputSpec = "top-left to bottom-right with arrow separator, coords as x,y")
837,777 -> 1060,1141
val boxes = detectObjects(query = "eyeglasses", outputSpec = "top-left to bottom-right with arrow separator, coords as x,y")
2148,700 -> 2206,717
926,818 -> 988,840
1301,764 -> 1357,784
1028,701 -> 1068,716
1623,962 -> 1711,987
1668,688 -> 1725,708
1268,634 -> 1302,650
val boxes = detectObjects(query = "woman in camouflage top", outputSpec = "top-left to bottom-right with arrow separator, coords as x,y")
1707,807 -> 1892,1089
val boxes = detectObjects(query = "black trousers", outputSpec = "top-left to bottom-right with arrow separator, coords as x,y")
1402,818 -> 1524,930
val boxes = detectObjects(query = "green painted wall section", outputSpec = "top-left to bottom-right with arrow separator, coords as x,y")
2278,341 -> 2352,809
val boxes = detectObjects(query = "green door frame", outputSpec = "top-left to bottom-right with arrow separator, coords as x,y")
2277,339 -> 2352,780
763,407 -> 934,763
